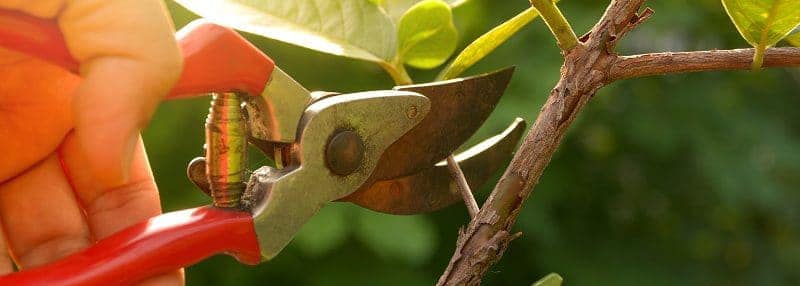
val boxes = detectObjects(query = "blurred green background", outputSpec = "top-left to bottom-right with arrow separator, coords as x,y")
147,0 -> 800,285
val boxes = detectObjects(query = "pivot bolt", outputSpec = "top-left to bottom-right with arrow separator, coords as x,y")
325,130 -> 365,176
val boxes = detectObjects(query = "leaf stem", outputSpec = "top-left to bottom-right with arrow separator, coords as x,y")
752,0 -> 781,70
752,44 -> 766,70
381,61 -> 413,85
529,0 -> 578,51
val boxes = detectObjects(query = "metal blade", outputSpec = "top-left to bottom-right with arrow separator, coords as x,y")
343,118 -> 526,215
370,67 -> 515,181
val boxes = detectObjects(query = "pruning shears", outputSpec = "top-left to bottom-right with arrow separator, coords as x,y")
0,9 -> 524,286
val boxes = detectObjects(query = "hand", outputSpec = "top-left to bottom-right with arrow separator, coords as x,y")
0,0 -> 183,285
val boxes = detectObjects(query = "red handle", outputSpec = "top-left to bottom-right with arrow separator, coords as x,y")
0,9 -> 275,98
0,206 -> 262,286
0,9 -> 78,71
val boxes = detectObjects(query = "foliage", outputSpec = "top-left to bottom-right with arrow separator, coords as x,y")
174,0 -> 466,84
438,6 -> 544,80
378,0 -> 467,23
787,32 -> 800,46
721,0 -> 800,68
532,273 -> 563,286
157,0 -> 800,285
174,0 -> 396,63
397,0 -> 458,69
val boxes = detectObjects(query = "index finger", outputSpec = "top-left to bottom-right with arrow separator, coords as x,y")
59,0 -> 183,189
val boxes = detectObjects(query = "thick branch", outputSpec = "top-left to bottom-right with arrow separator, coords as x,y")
436,1 -> 647,285
435,0 -> 800,284
610,47 -> 800,80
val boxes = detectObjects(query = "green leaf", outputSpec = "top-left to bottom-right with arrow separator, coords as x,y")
721,0 -> 800,68
174,0 -> 397,63
532,273 -> 564,286
787,32 -> 800,46
381,0 -> 468,22
397,0 -> 458,69
354,211 -> 437,265
437,6 -> 544,80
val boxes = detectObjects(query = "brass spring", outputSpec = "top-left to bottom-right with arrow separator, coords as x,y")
205,92 -> 247,208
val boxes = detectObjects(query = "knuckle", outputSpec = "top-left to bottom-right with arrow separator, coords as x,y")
16,233 -> 90,268
86,178 -> 159,221
156,45 -> 184,83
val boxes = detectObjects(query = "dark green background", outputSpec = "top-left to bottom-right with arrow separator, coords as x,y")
148,0 -> 800,284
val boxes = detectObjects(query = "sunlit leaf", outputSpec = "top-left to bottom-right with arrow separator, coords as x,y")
532,273 -> 564,286
721,0 -> 800,68
174,0 -> 397,63
397,0 -> 458,69
354,211 -> 437,265
381,0 -> 468,22
437,6 -> 545,80
787,32 -> 800,46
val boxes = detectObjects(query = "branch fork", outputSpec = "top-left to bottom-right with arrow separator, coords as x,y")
436,1 -> 800,285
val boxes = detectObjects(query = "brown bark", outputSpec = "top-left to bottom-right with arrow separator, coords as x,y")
436,1 -> 649,285
610,48 -> 800,80
437,0 -> 800,284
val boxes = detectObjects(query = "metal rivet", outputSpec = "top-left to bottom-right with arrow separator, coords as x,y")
406,105 -> 419,119
326,130 -> 365,176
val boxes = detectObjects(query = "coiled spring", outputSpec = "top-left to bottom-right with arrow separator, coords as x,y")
205,92 -> 247,208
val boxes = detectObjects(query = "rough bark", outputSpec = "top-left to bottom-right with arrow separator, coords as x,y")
438,0 -> 800,285
436,0 -> 800,284
437,1 -> 649,284
610,48 -> 800,80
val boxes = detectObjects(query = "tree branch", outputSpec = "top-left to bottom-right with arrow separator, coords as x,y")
436,1 -> 648,285
610,47 -> 800,80
437,0 -> 800,285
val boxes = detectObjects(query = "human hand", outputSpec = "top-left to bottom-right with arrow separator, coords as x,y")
0,0 -> 183,285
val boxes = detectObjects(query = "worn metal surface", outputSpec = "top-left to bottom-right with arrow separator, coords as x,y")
342,118 -> 526,214
244,67 -> 312,144
206,92 -> 248,208
372,67 -> 515,181
246,91 -> 340,161
246,90 -> 430,260
187,157 -> 210,195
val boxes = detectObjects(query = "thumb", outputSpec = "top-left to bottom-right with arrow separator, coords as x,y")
60,0 -> 182,187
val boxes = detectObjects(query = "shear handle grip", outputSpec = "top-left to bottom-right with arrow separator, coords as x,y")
0,9 -> 275,98
0,207 -> 262,286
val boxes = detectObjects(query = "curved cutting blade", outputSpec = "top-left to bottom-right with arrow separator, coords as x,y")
343,118 -> 526,215
370,67 -> 515,181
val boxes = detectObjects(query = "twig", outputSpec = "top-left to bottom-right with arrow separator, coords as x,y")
610,47 -> 800,80
446,155 -> 479,218
529,0 -> 578,51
